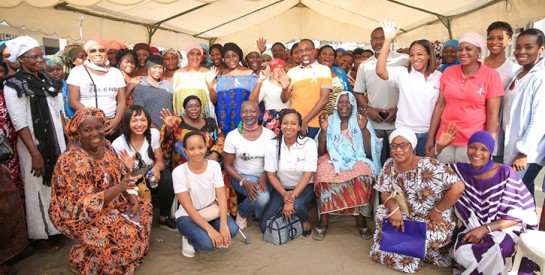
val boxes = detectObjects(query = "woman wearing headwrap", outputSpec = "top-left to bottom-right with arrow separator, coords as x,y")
249,58 -> 290,135
133,43 -> 151,76
67,38 -> 127,141
440,39 -> 460,72
369,128 -> 464,273
171,43 -> 216,119
49,107 -> 152,274
44,55 -> 74,119
436,130 -> 538,274
313,92 -> 381,240
425,32 -> 504,163
3,36 -> 66,252
161,48 -> 181,82
61,44 -> 87,79
132,55 -> 173,129
106,40 -> 126,67
213,42 -> 259,134
200,43 -> 211,68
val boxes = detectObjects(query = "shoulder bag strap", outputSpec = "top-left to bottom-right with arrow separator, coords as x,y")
83,65 -> 99,108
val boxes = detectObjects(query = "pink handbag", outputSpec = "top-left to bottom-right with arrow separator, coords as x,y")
183,164 -> 220,222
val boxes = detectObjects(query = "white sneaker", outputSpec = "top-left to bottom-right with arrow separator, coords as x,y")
236,213 -> 247,230
181,236 -> 195,258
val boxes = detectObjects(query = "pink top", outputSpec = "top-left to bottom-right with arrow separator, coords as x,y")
439,62 -> 504,146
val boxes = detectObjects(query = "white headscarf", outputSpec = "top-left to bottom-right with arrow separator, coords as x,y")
5,36 -> 40,64
389,128 -> 417,149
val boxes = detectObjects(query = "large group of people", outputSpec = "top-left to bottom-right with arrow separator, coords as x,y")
0,18 -> 544,275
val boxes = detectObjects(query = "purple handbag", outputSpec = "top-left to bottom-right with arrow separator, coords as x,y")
379,218 -> 427,258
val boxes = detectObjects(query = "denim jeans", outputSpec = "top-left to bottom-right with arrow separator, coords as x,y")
414,132 -> 428,157
231,174 -> 270,220
176,215 -> 238,251
516,163 -> 543,198
306,127 -> 320,139
259,183 -> 315,233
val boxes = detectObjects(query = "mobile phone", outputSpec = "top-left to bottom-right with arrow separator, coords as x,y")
379,111 -> 389,119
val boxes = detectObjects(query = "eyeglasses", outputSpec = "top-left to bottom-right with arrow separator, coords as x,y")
89,48 -> 106,54
21,54 -> 45,61
390,142 -> 411,150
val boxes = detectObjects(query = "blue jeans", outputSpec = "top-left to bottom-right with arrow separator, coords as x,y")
231,174 -> 270,220
259,184 -> 316,233
516,163 -> 543,198
414,132 -> 428,157
176,215 -> 238,251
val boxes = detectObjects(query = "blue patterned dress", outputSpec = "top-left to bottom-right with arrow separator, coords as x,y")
215,74 -> 257,134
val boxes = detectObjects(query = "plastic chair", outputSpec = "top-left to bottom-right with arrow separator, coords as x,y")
509,230 -> 545,274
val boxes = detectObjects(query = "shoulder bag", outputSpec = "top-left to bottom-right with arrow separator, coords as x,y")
183,163 -> 220,221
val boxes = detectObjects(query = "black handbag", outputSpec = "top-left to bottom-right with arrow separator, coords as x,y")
0,135 -> 14,164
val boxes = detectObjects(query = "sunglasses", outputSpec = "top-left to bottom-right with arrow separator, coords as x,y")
89,48 -> 106,53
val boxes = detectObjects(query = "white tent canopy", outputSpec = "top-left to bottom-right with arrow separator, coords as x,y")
1,0 -> 544,49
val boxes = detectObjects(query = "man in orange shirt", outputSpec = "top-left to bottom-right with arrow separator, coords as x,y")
281,39 -> 332,139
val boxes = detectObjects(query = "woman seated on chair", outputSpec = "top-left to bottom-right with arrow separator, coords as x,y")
434,129 -> 538,274
172,131 -> 238,258
260,109 -> 317,236
313,92 -> 381,241
224,101 -> 274,229
369,128 -> 464,273
112,105 -> 176,231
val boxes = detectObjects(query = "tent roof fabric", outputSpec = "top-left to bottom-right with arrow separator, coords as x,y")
1,0 -> 544,49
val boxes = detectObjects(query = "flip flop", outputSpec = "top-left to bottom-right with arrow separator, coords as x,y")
359,227 -> 373,240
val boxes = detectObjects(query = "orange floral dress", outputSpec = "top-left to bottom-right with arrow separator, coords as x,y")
49,143 -> 152,274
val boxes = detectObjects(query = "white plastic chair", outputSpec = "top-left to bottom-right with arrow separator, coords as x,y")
509,230 -> 545,274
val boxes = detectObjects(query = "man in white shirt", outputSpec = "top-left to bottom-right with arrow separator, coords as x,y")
354,27 -> 408,163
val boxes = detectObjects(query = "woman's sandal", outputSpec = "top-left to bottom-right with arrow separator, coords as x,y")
312,227 -> 327,241
359,227 -> 373,240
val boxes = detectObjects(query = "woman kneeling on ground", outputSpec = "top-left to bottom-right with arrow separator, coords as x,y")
172,131 -> 238,258
313,92 -> 381,240
369,128 -> 464,273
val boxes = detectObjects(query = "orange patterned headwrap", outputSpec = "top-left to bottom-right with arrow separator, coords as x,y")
65,107 -> 106,140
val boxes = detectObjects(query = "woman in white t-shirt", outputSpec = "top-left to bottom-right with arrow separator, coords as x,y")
260,109 -> 317,236
376,21 -> 441,156
67,38 -> 126,140
224,101 -> 274,230
112,106 -> 175,231
172,131 -> 238,258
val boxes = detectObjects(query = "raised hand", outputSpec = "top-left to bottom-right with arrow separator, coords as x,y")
257,37 -> 267,54
205,66 -> 219,84
276,68 -> 291,89
258,66 -> 270,82
381,19 -> 400,41
160,108 -> 177,130
437,123 -> 458,149
357,112 -> 368,130
119,149 -> 136,171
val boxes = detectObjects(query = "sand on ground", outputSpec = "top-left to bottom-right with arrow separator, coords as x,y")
14,172 -> 544,275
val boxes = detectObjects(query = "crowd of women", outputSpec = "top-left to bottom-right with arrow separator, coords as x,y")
0,18 -> 544,274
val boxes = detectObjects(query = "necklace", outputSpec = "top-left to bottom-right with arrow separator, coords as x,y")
461,64 -> 480,84
243,123 -> 259,131
79,141 -> 101,155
